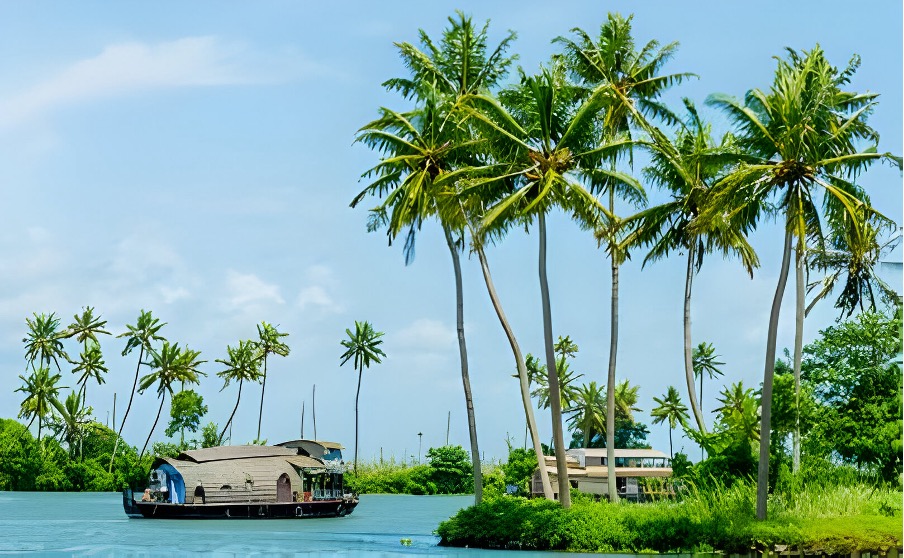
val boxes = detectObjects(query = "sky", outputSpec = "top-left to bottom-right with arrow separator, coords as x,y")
0,1 -> 901,464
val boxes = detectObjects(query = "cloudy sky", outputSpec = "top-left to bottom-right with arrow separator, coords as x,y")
1,1 -> 900,463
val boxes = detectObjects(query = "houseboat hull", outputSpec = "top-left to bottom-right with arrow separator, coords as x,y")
123,489 -> 358,519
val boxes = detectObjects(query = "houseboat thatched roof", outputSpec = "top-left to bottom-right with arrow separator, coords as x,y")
177,445 -> 297,463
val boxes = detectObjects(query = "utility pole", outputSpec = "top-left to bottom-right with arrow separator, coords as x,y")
418,432 -> 423,463
312,385 -> 317,440
300,401 -> 305,439
112,393 -> 116,432
446,411 -> 450,446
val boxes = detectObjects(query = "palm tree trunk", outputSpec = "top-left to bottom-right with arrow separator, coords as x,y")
669,426 -> 673,459
443,224 -> 483,504
140,392 -> 166,460
257,357 -> 268,442
757,228 -> 793,520
606,252 -> 619,503
219,380 -> 244,444
792,246 -> 804,473
684,244 -> 706,433
110,346 -> 144,473
538,212 -> 571,508
354,364 -> 362,474
475,244 -> 554,500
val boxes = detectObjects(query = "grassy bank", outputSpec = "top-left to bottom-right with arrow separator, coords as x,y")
436,480 -> 902,553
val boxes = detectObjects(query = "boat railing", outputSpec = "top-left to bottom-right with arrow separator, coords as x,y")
313,488 -> 343,500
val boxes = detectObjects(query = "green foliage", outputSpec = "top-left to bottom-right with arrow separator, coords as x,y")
501,447 -> 537,496
802,309 -> 903,481
165,389 -> 207,443
199,422 -> 219,448
345,462 -> 437,495
426,445 -> 472,494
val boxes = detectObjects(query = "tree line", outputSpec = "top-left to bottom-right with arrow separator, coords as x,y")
350,10 -> 900,519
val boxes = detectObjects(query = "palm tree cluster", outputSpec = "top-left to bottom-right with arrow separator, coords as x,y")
15,309 -> 292,468
353,11 -> 899,516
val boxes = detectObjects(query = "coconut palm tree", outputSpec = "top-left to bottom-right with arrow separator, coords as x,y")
49,390 -> 92,459
466,206 -> 554,500
339,320 -> 386,474
71,341 -> 108,409
110,310 -> 166,471
566,381 -> 606,448
138,342 -> 205,459
620,100 -> 758,433
714,381 -> 760,445
23,312 -> 68,372
216,340 -> 262,445
692,341 -> 724,416
650,386 -> 689,458
16,368 -> 63,441
555,13 -> 692,503
465,62 -> 635,507
352,14 -> 516,504
16,366 -> 65,442
63,306 -> 111,406
532,357 -> 583,411
255,322 -> 290,442
706,46 -> 899,519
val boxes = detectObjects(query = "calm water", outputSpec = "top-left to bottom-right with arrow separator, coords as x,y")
0,492 -> 597,557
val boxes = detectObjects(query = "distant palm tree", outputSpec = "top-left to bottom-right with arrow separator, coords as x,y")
714,381 -> 760,445
216,340 -> 262,445
692,342 -> 724,416
50,390 -> 92,459
23,312 -> 68,372
532,357 -> 583,412
16,366 -> 65,442
650,386 -> 689,458
110,310 -> 166,471
138,342 -> 205,459
255,322 -> 290,442
340,320 -> 386,474
566,382 -> 606,448
71,342 -> 107,409
613,379 -> 642,423
63,306 -> 111,406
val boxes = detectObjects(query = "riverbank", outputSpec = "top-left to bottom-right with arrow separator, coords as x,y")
436,481 -> 903,553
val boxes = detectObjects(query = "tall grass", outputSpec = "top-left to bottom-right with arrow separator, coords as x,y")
437,475 -> 903,552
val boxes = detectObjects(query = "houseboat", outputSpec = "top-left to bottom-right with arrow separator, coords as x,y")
122,440 -> 358,519
532,448 -> 673,501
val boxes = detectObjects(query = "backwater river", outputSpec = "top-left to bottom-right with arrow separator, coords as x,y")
0,492 -> 610,556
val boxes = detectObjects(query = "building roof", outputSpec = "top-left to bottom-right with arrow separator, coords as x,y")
566,448 -> 670,459
276,439 -> 344,452
177,445 -> 297,463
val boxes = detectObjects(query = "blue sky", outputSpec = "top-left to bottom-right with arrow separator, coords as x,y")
0,1 -> 901,463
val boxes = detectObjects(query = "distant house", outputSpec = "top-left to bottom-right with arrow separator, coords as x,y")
532,448 -> 672,501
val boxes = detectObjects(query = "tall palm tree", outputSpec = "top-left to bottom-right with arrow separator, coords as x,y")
63,306 -> 111,406
466,62 -> 633,507
255,322 -> 290,442
650,386 -> 689,458
706,46 -> 899,519
566,381 -> 606,448
339,320 -> 387,474
71,341 -> 108,409
110,310 -> 166,471
466,208 -> 554,500
23,312 -> 68,372
16,366 -> 65,442
692,341 -> 725,417
138,342 -> 205,459
621,100 -> 758,433
613,379 -> 642,422
555,13 -> 692,502
216,340 -> 262,445
352,13 -> 516,505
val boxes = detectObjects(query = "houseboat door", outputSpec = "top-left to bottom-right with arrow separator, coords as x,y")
276,473 -> 292,502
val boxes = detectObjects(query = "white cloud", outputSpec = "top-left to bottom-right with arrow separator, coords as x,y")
392,318 -> 456,352
295,265 -> 343,315
224,270 -> 284,312
0,36 -> 312,129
